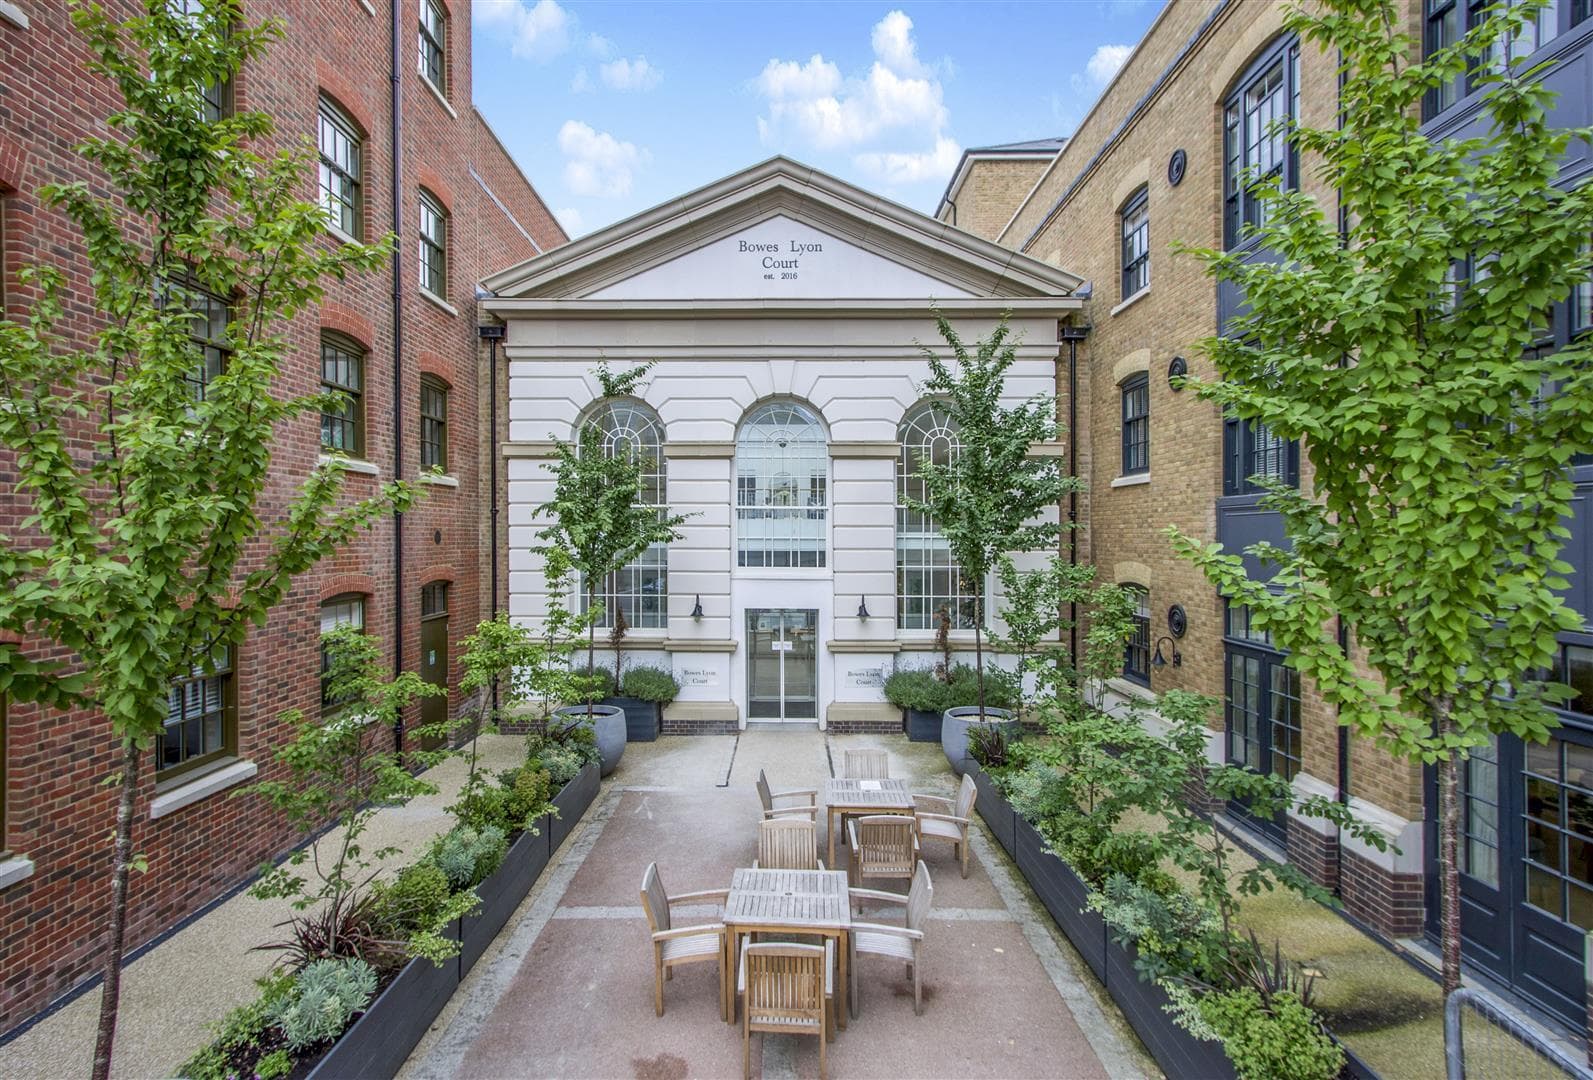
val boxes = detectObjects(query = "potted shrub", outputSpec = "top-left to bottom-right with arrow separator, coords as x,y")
939,663 -> 1020,774
883,667 -> 949,742
554,667 -> 625,777
901,313 -> 1080,770
615,665 -> 678,741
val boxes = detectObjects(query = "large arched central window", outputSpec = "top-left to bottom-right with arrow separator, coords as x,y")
736,401 -> 827,568
583,400 -> 668,628
897,403 -> 976,629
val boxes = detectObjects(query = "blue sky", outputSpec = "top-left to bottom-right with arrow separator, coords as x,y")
471,0 -> 1164,237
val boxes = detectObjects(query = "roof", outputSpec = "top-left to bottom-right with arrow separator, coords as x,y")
936,137 -> 1068,221
481,155 -> 1085,307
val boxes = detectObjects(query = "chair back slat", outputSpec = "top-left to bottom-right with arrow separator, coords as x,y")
855,814 -> 916,875
759,818 -> 820,870
756,769 -> 774,814
842,748 -> 890,779
955,772 -> 977,819
640,861 -> 670,932
745,943 -> 824,1026
906,860 -> 934,930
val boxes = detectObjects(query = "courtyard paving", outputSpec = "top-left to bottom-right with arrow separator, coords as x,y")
402,730 -> 1151,1080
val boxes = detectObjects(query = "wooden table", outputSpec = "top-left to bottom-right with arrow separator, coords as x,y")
723,867 -> 851,1029
823,777 -> 914,868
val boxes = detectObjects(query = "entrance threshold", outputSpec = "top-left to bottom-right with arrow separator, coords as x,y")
743,721 -> 819,732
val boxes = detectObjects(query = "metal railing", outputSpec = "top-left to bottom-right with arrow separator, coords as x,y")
1445,988 -> 1593,1080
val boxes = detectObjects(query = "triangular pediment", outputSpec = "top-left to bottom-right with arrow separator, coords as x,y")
481,157 -> 1083,302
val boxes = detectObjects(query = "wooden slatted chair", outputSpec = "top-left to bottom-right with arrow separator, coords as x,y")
848,860 -> 933,1016
739,942 -> 834,1080
756,769 -> 819,821
913,772 -> 977,878
847,814 -> 919,898
841,747 -> 890,779
753,817 -> 825,870
639,862 -> 730,1021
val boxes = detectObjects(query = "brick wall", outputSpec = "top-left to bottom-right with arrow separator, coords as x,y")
943,158 -> 1055,243
0,0 -> 561,1032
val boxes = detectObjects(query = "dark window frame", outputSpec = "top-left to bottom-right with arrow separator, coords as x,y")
1223,600 -> 1303,843
317,96 -> 362,239
1120,373 -> 1150,476
421,580 -> 449,619
1426,0 -> 1581,119
420,376 -> 448,472
1223,37 -> 1300,251
1223,413 -> 1300,496
155,644 -> 239,784
320,593 -> 366,713
168,273 -> 230,401
319,333 -> 365,456
1124,585 -> 1151,686
419,189 -> 448,298
419,0 -> 448,97
1120,186 -> 1150,299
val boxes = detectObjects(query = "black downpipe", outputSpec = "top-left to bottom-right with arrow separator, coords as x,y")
480,323 -> 505,717
1336,618 -> 1352,896
1060,323 -> 1089,666
389,0 -> 406,755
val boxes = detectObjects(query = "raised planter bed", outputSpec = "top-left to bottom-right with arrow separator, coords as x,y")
904,707 -> 940,742
305,765 -> 600,1078
967,763 -> 1015,859
1013,813 -> 1107,984
607,694 -> 661,742
1104,937 -> 1238,1080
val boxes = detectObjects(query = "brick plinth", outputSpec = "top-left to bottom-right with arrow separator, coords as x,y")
1285,823 -> 1340,892
1338,847 -> 1425,938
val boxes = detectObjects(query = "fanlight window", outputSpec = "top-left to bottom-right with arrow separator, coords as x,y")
897,403 -> 976,629
736,402 -> 827,568
582,400 -> 668,629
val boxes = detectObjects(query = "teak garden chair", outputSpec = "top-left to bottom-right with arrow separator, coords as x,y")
753,817 -> 824,870
847,814 -> 919,897
913,772 -> 976,878
639,862 -> 730,1021
756,769 -> 819,822
848,859 -> 934,1016
738,941 -> 834,1080
841,747 -> 890,779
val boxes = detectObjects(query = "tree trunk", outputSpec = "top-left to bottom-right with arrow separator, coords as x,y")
91,739 -> 140,1080
974,592 -> 986,721
1436,709 -> 1463,995
586,585 -> 597,720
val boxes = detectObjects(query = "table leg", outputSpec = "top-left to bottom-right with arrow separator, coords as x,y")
836,929 -> 848,1031
726,928 -> 739,1024
827,807 -> 837,868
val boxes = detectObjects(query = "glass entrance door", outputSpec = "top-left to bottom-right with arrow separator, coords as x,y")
746,609 -> 818,721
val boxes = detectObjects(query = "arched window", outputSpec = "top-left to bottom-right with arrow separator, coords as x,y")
897,403 -> 975,629
583,400 -> 668,628
1123,585 -> 1151,686
736,401 -> 827,568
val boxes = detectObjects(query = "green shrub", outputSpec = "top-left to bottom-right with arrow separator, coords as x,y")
176,972 -> 296,1080
1196,989 -> 1344,1080
570,666 -> 615,702
431,824 -> 509,890
529,724 -> 600,785
369,860 -> 452,940
883,668 -> 949,712
945,663 -> 1019,711
503,764 -> 552,827
267,957 -> 378,1052
621,665 -> 680,704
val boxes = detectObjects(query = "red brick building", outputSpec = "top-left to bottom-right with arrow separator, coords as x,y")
0,0 -> 564,1032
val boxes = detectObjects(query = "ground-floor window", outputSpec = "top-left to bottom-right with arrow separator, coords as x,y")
1223,601 -> 1300,844
582,543 -> 669,630
157,645 -> 236,780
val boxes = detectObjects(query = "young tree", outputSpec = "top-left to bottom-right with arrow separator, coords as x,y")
1169,0 -> 1593,994
0,4 -> 409,1073
535,364 -> 689,713
905,312 -> 1082,716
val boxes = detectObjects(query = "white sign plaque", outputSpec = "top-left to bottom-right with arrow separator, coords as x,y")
844,665 -> 885,689
678,666 -> 719,688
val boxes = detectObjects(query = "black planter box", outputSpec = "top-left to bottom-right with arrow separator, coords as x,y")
307,928 -> 460,1080
606,695 -> 661,742
1105,939 -> 1239,1080
549,762 -> 600,853
904,707 -> 940,742
458,821 -> 551,976
968,764 -> 1016,859
1014,815 -> 1107,983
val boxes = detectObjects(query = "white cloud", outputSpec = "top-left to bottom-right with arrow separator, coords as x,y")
754,10 -> 958,185
600,56 -> 662,92
856,134 -> 961,185
571,67 -> 592,93
473,0 -> 573,62
558,120 -> 649,198
1071,43 -> 1133,94
555,206 -> 586,235
586,33 -> 614,58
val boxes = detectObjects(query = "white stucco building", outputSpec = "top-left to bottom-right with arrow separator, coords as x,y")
482,158 -> 1083,731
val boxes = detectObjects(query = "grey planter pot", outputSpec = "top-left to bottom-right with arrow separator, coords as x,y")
903,707 -> 941,742
940,706 -> 1016,775
556,704 -> 625,776
605,694 -> 662,742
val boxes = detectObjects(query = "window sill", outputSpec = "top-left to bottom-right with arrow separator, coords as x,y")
420,472 -> 459,488
0,2 -> 29,29
0,855 -> 34,891
1110,472 -> 1150,488
149,759 -> 257,820
358,0 -> 376,14
318,453 -> 380,476
1110,287 -> 1151,317
419,288 -> 458,317
420,75 -> 457,119
325,223 -> 361,246
1105,676 -> 1156,703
